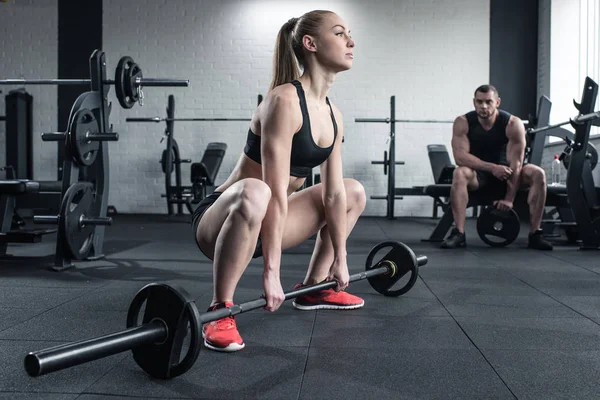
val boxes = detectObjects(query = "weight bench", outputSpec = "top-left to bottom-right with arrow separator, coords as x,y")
0,179 -> 62,254
427,145 -> 456,217
422,184 -> 530,243
422,182 -> 577,244
190,142 -> 227,203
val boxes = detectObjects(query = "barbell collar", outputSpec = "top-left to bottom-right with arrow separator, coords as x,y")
41,133 -> 66,141
24,320 -> 167,377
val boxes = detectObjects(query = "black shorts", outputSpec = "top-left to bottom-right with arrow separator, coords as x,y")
191,191 -> 263,259
475,170 -> 507,197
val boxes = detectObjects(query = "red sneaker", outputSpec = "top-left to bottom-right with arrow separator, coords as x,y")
292,284 -> 365,310
202,302 -> 245,352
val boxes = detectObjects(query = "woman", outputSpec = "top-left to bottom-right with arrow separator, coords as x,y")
192,10 -> 366,352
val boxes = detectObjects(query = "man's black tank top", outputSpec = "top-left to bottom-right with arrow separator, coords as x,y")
465,109 -> 511,165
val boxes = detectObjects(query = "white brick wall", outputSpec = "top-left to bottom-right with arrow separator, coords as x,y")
104,0 -> 490,215
0,0 -> 58,180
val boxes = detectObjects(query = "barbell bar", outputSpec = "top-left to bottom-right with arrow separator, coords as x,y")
355,118 -> 454,124
126,117 -> 251,123
0,78 -> 189,87
527,111 -> 600,134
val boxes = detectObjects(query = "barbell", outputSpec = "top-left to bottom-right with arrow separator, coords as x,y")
126,117 -> 252,122
355,118 -> 454,124
24,241 -> 427,379
0,56 -> 189,109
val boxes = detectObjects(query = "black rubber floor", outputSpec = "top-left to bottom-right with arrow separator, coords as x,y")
1,215 -> 599,399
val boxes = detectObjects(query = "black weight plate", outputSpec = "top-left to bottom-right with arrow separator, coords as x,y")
127,283 -> 201,379
59,182 -> 95,260
476,206 -> 520,247
69,108 -> 100,167
115,56 -> 136,109
161,146 -> 176,175
365,241 -> 419,297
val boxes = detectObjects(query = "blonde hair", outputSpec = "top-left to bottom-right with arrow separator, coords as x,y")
268,10 -> 334,91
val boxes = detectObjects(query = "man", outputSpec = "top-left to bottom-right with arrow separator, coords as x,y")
441,85 -> 553,250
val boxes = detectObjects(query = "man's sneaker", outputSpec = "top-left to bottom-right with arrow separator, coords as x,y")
202,302 -> 245,352
528,229 -> 553,250
292,283 -> 365,310
441,228 -> 467,249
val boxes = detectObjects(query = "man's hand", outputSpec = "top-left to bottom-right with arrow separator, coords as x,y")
492,164 -> 513,181
494,199 -> 513,212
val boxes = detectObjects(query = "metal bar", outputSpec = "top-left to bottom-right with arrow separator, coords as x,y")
126,117 -> 162,123
134,78 -> 190,87
0,79 -> 89,85
355,118 -> 390,123
0,78 -> 189,87
387,96 -> 396,219
81,217 -> 113,226
355,118 -> 453,124
24,321 -> 166,377
166,118 -> 251,122
88,133 -> 119,141
126,117 -> 251,123
32,216 -> 59,224
393,119 -> 453,123
528,111 -> 600,134
198,265 -> 394,324
41,133 -> 66,141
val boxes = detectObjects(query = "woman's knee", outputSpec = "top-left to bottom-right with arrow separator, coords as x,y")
344,178 -> 367,211
232,179 -> 272,225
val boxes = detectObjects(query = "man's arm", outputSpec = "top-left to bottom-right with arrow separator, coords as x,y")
503,117 -> 526,203
451,116 -> 498,172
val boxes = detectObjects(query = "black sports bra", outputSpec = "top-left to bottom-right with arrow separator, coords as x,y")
243,80 -> 338,178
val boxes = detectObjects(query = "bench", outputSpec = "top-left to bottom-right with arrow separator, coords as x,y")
422,182 -> 572,243
0,179 -> 62,253
190,142 -> 227,202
